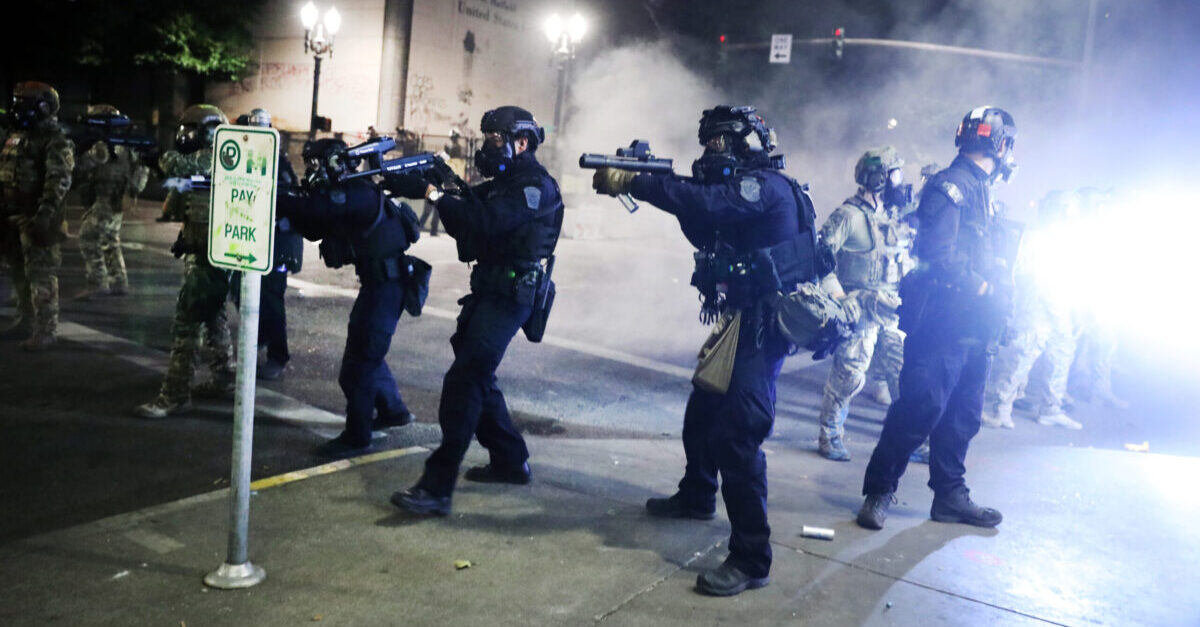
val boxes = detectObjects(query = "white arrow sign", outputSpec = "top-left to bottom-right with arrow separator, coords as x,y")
770,34 -> 792,64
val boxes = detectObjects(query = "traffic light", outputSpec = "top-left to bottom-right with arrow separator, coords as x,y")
832,27 -> 844,61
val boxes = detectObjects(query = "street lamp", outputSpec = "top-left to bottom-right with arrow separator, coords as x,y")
301,2 -> 341,137
543,11 -> 586,140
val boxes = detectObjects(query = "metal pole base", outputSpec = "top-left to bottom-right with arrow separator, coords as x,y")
204,561 -> 266,589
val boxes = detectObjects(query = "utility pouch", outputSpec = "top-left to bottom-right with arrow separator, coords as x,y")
522,255 -> 557,343
319,235 -> 357,269
693,310 -> 741,395
772,282 -> 847,350
403,255 -> 432,317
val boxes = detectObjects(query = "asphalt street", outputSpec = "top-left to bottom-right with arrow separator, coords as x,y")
1,198 -> 1198,625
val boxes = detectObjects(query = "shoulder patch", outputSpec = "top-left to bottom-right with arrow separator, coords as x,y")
939,181 -> 964,204
738,177 -> 762,202
525,183 -> 544,209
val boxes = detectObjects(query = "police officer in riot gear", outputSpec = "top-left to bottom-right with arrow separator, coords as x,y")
389,105 -> 563,516
231,108 -> 301,380
857,106 -> 1018,530
278,138 -> 427,458
816,146 -> 915,462
0,81 -> 74,350
134,104 -> 235,419
593,106 -> 827,596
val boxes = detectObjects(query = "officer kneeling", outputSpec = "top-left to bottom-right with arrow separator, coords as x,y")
593,106 -> 837,596
278,138 -> 429,459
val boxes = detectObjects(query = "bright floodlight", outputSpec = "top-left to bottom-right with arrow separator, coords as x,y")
544,13 -> 564,44
300,2 -> 318,29
567,13 -> 587,43
324,7 -> 342,35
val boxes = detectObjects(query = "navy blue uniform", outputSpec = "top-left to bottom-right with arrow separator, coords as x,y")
630,168 -> 811,580
862,155 -> 1012,498
279,179 -> 421,448
416,151 -> 563,497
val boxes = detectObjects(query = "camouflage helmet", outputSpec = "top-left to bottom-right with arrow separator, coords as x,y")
86,103 -> 121,117
854,146 -> 904,193
11,81 -> 60,125
174,104 -> 228,153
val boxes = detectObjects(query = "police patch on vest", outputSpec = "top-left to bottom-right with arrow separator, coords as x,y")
524,186 -> 542,210
939,181 -> 964,204
739,177 -> 761,202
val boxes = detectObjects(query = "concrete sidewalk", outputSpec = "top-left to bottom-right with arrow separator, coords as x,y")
2,436 -> 1196,626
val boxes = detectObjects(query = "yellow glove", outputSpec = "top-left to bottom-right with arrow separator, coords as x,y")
592,168 -> 637,196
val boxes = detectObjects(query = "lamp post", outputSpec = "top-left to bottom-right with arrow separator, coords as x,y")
301,2 -> 341,137
543,12 -> 586,141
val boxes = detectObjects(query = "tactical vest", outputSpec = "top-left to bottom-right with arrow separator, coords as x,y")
834,196 -> 914,292
169,148 -> 214,254
84,145 -> 136,210
352,195 -> 422,283
0,123 -> 68,212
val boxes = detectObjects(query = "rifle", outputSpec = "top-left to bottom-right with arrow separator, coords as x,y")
67,113 -> 160,170
340,135 -> 464,191
579,140 -> 674,212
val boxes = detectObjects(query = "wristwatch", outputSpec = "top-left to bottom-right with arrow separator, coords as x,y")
426,187 -> 443,203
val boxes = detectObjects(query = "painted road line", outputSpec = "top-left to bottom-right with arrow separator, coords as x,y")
249,446 -> 426,490
56,320 -> 344,428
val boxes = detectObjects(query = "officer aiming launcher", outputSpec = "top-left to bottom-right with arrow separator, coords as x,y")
579,140 -> 673,212
338,135 -> 465,193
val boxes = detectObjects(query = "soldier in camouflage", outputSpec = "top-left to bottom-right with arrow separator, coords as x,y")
816,147 -> 915,461
0,81 -> 75,350
983,190 -> 1083,430
73,104 -> 149,300
134,104 -> 235,419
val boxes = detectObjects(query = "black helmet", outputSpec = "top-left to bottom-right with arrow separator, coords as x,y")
11,81 -> 60,127
955,106 -> 1017,181
854,146 -> 904,193
480,106 -> 544,148
692,105 -> 778,182
476,105 -> 544,177
175,104 -> 227,153
248,107 -> 272,128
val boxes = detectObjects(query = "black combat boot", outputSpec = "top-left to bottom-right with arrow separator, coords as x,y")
464,461 -> 532,485
645,493 -> 716,520
696,560 -> 769,596
930,489 -> 1003,527
856,492 -> 896,530
391,486 -> 451,516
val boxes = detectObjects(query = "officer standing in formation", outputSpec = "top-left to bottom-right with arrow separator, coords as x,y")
391,106 -> 563,516
231,108 -> 301,381
134,104 -> 236,418
73,104 -> 149,301
857,106 -> 1018,531
0,81 -> 75,350
593,105 -> 827,596
815,146 -> 915,461
983,190 -> 1082,430
277,138 -> 427,459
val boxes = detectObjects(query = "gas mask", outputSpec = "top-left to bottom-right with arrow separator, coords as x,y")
474,134 -> 515,178
883,169 -> 913,209
691,134 -> 742,183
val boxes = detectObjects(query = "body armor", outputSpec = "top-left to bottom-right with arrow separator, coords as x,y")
832,195 -> 914,293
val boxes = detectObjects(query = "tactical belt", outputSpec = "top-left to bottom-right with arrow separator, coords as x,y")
356,254 -> 414,284
470,262 -> 542,306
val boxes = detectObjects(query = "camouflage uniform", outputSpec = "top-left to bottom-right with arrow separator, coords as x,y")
817,191 -> 914,448
0,116 -> 74,343
150,147 -> 235,405
984,274 -> 1079,427
75,142 -> 148,293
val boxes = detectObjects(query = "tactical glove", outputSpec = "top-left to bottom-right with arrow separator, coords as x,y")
386,172 -> 432,200
839,292 -> 863,326
592,168 -> 637,196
